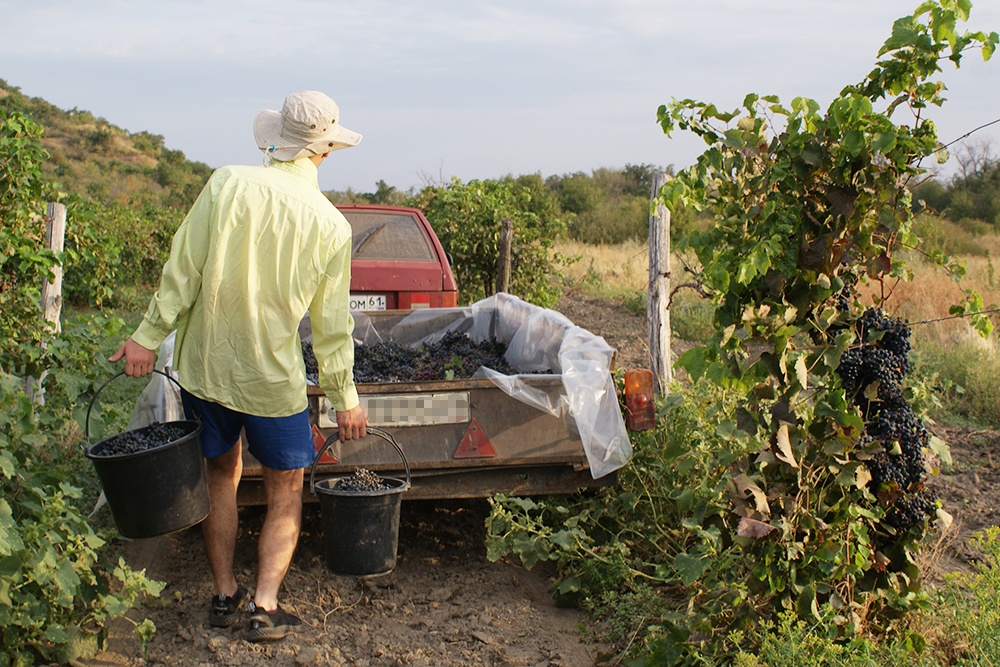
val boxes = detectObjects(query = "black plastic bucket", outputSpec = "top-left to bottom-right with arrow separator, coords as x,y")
310,427 -> 411,577
84,371 -> 210,539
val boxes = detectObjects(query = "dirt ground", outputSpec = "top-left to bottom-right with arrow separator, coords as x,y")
99,498 -> 599,667
923,425 -> 1000,577
88,289 -> 999,667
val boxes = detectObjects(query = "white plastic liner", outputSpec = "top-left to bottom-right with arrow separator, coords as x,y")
129,293 -> 632,479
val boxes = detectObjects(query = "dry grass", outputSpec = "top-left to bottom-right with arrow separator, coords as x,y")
558,234 -> 1000,347
917,516 -> 968,584
557,234 -> 1000,387
556,238 -> 651,296
858,249 -> 1000,353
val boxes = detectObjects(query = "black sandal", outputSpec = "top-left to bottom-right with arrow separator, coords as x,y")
208,587 -> 244,628
246,601 -> 302,642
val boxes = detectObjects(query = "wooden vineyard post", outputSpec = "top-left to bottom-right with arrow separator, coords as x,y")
41,203 -> 66,334
25,203 -> 66,404
647,174 -> 671,394
496,216 -> 513,295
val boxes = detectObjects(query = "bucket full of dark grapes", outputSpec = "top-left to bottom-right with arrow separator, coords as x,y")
309,426 -> 411,577
84,371 -> 210,539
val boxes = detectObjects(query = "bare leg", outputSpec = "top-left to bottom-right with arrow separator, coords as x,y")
201,440 -> 242,597
253,466 -> 304,611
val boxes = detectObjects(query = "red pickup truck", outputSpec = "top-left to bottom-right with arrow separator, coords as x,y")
337,204 -> 458,311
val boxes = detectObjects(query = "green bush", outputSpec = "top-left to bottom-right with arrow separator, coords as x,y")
911,213 -> 988,257
0,105 -> 164,667
62,199 -> 182,309
910,340 -> 1000,428
947,164 -> 1000,226
412,177 -> 569,307
568,195 -> 649,245
551,171 -> 603,215
669,291 -> 715,343
0,111 -> 60,379
731,610 -> 938,666
551,166 -> 683,246
487,381 -> 757,661
940,527 -> 1000,665
911,177 -> 950,214
953,216 -> 993,236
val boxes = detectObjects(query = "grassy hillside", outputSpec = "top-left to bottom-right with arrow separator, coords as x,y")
0,79 -> 212,210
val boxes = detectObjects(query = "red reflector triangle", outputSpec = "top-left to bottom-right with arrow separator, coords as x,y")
453,419 -> 497,458
313,425 -> 338,463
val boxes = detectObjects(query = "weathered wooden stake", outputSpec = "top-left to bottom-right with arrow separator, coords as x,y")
26,203 -> 67,404
41,202 -> 66,334
647,174 -> 672,393
496,216 -> 513,295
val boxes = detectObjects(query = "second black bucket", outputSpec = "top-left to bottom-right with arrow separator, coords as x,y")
310,427 -> 411,577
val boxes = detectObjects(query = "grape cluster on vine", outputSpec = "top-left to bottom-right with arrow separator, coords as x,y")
835,306 -> 936,531
836,307 -> 911,403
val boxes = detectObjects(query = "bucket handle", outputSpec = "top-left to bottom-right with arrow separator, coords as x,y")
309,426 -> 411,495
84,369 -> 187,449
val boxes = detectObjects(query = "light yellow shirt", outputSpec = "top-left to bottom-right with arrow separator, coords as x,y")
132,158 -> 359,416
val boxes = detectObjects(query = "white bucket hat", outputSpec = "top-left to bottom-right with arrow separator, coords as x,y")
253,91 -> 362,162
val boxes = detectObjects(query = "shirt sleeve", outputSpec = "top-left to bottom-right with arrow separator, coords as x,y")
308,229 -> 360,412
131,174 -> 215,350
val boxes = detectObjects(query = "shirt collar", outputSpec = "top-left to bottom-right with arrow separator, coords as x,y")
268,157 -> 320,190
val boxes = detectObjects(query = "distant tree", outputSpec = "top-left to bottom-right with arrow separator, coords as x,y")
546,167 -> 655,244
946,142 -> 1000,224
412,177 -> 568,307
323,187 -> 367,204
358,179 -> 406,205
910,176 -> 950,213
155,148 -> 212,210
502,173 -> 563,222
548,171 -> 603,214
130,130 -> 165,155
954,138 -> 996,179
622,162 -> 673,197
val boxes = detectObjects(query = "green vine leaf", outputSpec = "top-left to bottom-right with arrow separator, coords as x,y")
675,551 -> 710,587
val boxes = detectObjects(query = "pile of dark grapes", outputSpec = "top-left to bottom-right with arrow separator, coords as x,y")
92,421 -> 192,457
303,341 -> 319,379
303,330 -> 518,384
835,306 -> 935,531
333,468 -> 390,493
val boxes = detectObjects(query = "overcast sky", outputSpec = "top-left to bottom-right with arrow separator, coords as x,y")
3,0 -> 998,193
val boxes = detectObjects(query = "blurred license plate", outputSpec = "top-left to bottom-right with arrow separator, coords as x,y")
350,294 -> 386,311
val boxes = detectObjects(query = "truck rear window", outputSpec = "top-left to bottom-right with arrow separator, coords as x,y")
342,211 -> 438,262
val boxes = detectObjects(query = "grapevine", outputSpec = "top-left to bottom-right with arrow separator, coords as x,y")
653,0 -> 997,635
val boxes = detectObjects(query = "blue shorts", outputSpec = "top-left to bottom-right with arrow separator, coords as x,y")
181,389 -> 316,471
